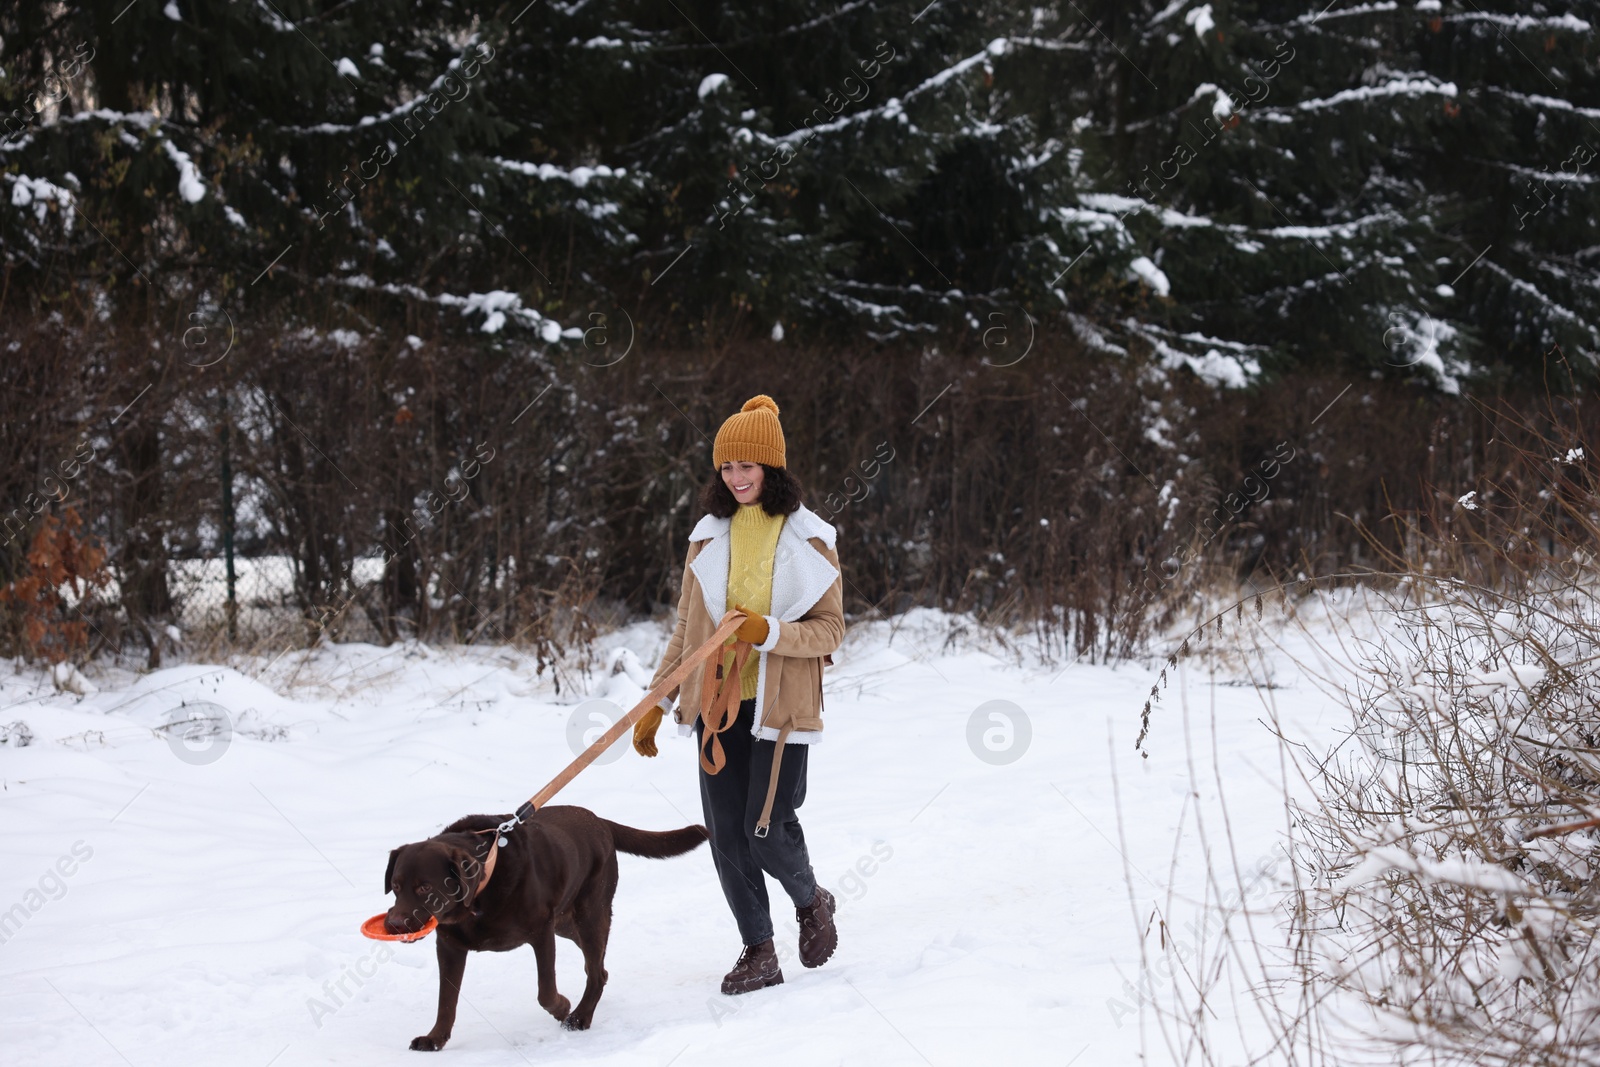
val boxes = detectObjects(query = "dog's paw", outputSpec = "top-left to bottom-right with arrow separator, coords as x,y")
561,1011 -> 592,1031
543,994 -> 571,1021
410,1035 -> 447,1051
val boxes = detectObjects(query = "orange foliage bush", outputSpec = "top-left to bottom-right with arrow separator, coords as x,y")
0,508 -> 111,664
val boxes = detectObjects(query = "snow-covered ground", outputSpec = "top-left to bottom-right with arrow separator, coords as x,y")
0,605 -> 1356,1066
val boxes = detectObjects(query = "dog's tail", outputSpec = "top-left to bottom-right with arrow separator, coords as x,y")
604,820 -> 709,859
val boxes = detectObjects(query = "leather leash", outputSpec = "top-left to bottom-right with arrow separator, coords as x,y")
468,611 -> 753,891
697,637 -> 752,777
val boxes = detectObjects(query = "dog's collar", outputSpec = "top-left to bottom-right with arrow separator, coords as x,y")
477,835 -> 499,893
469,806 -> 536,897
467,825 -> 512,895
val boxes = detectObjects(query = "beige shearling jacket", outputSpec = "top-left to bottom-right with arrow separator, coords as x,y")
650,504 -> 844,741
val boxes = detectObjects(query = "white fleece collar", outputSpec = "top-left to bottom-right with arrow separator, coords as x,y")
687,503 -> 837,550
687,504 -> 839,624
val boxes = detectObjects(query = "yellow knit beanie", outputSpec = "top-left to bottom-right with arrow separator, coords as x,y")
713,395 -> 786,468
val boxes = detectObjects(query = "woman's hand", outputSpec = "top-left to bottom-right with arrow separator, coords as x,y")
632,705 -> 666,757
731,603 -> 769,646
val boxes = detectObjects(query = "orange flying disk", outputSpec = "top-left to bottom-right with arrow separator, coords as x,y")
361,913 -> 436,942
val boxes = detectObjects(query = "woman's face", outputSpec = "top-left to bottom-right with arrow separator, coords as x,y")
721,460 -> 765,506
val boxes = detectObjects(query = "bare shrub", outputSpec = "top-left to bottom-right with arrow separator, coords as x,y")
1153,397 -> 1600,1066
0,507 -> 112,664
1288,578 -> 1600,1064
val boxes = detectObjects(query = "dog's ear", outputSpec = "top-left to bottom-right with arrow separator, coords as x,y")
384,847 -> 399,895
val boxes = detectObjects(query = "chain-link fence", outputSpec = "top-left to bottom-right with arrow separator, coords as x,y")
166,554 -> 389,653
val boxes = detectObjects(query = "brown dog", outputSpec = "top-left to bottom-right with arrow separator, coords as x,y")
383,805 -> 707,1051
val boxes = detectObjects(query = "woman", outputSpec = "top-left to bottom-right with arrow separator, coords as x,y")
632,394 -> 844,995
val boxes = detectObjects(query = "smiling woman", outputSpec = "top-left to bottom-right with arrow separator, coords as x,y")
634,394 -> 845,997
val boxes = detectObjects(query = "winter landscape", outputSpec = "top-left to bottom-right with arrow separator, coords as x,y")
4,2 -> 1600,1065
2,602 -> 1353,1065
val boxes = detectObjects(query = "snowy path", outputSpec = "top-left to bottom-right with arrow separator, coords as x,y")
0,611 -> 1349,1065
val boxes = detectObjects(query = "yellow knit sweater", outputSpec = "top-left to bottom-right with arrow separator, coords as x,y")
726,504 -> 785,698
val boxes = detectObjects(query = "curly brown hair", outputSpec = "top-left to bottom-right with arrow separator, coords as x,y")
699,464 -> 805,519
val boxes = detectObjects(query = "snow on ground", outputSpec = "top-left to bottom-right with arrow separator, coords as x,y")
0,603 -> 1361,1066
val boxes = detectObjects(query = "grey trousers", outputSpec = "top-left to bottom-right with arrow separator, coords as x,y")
695,698 -> 818,946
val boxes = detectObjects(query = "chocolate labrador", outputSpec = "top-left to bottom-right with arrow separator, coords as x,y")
383,805 -> 707,1051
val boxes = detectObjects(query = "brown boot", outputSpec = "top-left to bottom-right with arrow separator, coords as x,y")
720,938 -> 783,995
796,886 -> 837,968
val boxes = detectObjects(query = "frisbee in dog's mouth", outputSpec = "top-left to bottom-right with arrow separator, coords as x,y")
361,913 -> 437,942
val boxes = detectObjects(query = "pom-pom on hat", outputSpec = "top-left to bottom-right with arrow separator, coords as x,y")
713,395 -> 786,469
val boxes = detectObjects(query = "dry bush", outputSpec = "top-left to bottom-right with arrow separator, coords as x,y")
0,508 -> 111,664
1286,575 -> 1600,1065
1277,402 -> 1599,1065
4,296 -> 1589,675
1148,393 -> 1600,1066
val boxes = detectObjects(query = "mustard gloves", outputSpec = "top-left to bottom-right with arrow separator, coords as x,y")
731,603 -> 770,646
634,607 -> 767,759
632,705 -> 665,757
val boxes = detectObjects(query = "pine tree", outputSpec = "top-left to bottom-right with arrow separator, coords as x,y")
7,0 -> 1590,382
988,0 -> 1600,386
